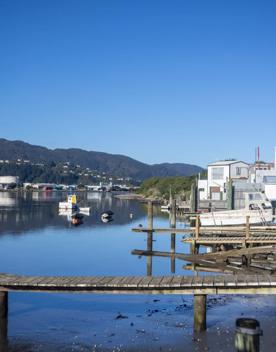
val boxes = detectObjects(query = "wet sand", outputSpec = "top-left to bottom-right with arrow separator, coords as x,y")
7,294 -> 276,351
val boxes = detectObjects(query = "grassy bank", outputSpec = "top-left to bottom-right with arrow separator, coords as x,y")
138,176 -> 196,201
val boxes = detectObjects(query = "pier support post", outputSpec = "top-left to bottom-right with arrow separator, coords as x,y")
235,318 -> 262,352
245,216 -> 250,240
194,294 -> 206,332
170,234 -> 176,273
0,291 -> 8,352
146,201 -> 153,275
195,215 -> 200,240
227,179 -> 234,210
147,232 -> 153,276
147,201 -> 153,230
190,241 -> 199,255
190,183 -> 198,213
170,199 -> 177,229
170,199 -> 177,273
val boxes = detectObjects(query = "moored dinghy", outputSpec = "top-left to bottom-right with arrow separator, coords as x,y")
101,210 -> 114,223
59,194 -> 91,213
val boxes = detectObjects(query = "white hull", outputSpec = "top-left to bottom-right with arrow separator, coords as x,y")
59,202 -> 77,210
79,207 -> 90,215
200,209 -> 273,226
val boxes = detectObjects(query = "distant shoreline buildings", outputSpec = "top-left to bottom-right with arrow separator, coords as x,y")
198,147 -> 276,208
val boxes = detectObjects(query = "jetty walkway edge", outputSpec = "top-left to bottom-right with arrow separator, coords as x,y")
1,273 -> 276,337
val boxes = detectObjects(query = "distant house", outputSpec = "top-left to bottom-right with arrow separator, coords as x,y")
207,160 -> 249,200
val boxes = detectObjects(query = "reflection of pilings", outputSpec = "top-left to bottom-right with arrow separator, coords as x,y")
170,200 -> 177,273
147,201 -> 154,276
0,292 -> 8,352
147,232 -> 153,252
147,232 -> 153,276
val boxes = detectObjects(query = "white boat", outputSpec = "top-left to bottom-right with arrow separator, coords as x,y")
59,194 -> 91,213
200,192 -> 273,226
59,194 -> 78,210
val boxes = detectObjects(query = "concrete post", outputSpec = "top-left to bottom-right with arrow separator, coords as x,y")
194,294 -> 206,332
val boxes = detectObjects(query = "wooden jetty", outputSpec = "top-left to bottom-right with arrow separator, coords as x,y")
2,272 -> 276,338
132,202 -> 276,251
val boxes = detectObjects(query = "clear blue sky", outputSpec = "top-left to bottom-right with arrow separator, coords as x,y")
0,0 -> 276,167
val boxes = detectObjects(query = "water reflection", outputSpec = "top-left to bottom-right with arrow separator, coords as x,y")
0,191 -> 146,235
0,192 -> 218,351
0,192 -> 17,207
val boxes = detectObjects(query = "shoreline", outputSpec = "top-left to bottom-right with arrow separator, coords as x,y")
114,193 -> 162,204
7,294 -> 276,351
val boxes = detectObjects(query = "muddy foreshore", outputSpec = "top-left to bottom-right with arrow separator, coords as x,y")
7,294 -> 276,352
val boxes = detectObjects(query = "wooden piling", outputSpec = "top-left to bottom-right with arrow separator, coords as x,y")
227,179 -> 234,210
170,199 -> 177,228
235,318 -> 262,352
170,199 -> 177,273
190,241 -> 199,255
195,215 -> 200,240
190,183 -> 198,215
194,294 -> 206,332
246,216 -> 250,239
147,201 -> 153,230
147,232 -> 153,276
0,292 -> 8,352
170,233 -> 176,273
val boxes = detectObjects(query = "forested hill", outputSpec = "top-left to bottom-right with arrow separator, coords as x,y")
0,138 -> 203,180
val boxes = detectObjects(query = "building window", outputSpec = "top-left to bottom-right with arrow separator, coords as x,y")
236,167 -> 241,176
211,167 -> 224,180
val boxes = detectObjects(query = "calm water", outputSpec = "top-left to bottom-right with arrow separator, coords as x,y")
0,191 -> 194,351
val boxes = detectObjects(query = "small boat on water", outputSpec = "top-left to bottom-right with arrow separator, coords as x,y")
101,210 -> 114,223
59,194 -> 78,210
101,210 -> 114,218
59,194 -> 91,213
200,192 -> 273,226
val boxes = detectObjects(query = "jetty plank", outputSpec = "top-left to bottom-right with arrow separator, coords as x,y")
1,273 -> 276,294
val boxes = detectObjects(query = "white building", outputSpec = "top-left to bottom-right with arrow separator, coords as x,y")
207,160 -> 249,200
0,176 -> 19,189
249,148 -> 276,201
198,179 -> 208,200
